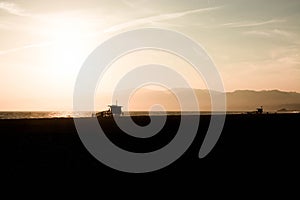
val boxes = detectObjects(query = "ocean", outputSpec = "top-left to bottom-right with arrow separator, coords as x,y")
0,111 -> 210,119
0,111 -> 245,119
0,111 -> 297,119
0,111 -> 93,119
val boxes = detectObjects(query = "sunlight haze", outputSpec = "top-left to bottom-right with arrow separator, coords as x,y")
1,0 -> 300,110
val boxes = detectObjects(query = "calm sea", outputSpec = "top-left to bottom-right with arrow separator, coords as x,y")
0,111 -> 93,119
0,111 -> 241,119
1,111 -> 297,119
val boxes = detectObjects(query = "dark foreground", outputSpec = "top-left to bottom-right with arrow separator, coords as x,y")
0,114 -> 299,188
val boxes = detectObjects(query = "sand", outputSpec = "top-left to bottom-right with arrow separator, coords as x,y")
0,114 -> 299,183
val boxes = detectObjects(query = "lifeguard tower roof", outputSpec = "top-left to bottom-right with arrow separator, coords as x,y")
108,100 -> 122,115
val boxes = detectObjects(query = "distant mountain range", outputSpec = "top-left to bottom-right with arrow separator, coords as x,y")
117,88 -> 300,111
226,89 -> 300,111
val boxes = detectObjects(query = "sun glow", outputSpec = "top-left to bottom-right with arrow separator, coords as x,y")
46,18 -> 91,75
1,1 -> 300,111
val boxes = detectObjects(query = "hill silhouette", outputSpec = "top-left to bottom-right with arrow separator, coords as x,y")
114,88 -> 300,111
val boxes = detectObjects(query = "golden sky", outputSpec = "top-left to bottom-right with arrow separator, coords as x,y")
0,0 -> 300,110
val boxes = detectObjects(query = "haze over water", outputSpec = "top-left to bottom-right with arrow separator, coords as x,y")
1,1 -> 300,112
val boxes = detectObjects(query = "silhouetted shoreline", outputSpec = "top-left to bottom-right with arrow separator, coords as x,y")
1,114 -> 299,183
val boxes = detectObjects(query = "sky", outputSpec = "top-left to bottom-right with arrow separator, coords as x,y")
0,0 -> 300,110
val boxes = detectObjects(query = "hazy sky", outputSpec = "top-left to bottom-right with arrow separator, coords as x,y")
1,0 -> 300,110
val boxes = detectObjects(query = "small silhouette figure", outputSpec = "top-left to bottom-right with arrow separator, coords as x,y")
256,106 -> 263,114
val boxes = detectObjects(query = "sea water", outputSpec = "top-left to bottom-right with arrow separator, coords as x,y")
1,110 -> 298,119
0,111 -> 244,119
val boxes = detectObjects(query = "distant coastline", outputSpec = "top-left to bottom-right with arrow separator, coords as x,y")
0,110 -> 299,119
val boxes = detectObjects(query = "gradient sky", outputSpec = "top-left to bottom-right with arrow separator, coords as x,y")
0,0 -> 300,110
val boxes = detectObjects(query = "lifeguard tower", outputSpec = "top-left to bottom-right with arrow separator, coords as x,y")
96,100 -> 123,117
108,101 -> 122,116
256,106 -> 263,114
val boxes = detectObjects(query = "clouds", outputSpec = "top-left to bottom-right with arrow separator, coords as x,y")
0,0 -> 300,97
221,19 -> 285,28
243,29 -> 293,38
103,6 -> 221,33
0,42 -> 52,56
0,1 -> 28,16
269,46 -> 300,65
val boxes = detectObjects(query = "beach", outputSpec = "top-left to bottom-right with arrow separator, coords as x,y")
1,114 -> 299,182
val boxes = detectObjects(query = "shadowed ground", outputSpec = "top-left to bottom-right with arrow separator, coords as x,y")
0,114 -> 299,186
